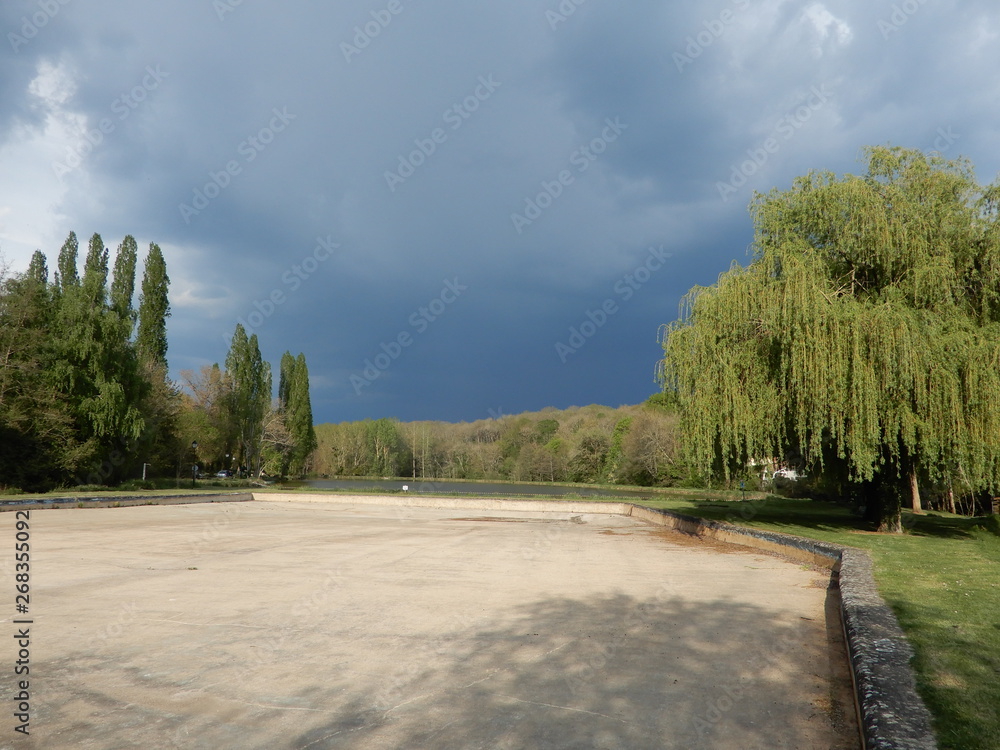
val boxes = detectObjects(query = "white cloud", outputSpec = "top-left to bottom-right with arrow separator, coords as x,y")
0,61 -> 85,269
803,3 -> 853,56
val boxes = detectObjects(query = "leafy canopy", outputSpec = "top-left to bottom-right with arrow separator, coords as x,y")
661,146 -> 1000,498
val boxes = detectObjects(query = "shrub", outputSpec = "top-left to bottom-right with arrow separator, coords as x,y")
119,480 -> 156,491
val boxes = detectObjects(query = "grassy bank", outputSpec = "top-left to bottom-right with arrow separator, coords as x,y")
631,494 -> 999,750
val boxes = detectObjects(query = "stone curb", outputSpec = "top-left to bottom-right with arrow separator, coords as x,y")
0,491 -> 254,509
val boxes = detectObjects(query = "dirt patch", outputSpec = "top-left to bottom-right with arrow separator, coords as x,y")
448,516 -> 560,523
635,524 -> 746,554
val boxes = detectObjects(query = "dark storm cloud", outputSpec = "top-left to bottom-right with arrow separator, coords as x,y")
2,0 -> 999,422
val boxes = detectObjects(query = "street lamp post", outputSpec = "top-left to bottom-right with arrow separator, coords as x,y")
191,441 -> 199,489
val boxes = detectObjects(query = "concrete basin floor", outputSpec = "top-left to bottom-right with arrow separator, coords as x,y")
6,500 -> 859,749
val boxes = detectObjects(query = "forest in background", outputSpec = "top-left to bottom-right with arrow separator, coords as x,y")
312,394 -> 697,487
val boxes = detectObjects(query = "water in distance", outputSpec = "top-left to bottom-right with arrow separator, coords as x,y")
302,478 -> 662,499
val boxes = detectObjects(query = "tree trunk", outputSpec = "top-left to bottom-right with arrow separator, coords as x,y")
910,469 -> 922,512
946,488 -> 956,514
877,503 -> 903,533
862,477 -> 904,533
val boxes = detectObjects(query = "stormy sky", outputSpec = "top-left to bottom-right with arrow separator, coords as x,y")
1,0 -> 998,424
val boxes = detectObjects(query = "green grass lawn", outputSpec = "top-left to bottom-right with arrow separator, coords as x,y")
628,493 -> 1000,750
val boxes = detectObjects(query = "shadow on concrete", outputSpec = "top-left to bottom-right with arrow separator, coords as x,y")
289,591 -> 858,750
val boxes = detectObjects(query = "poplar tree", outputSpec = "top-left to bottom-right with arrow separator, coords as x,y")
136,242 -> 170,368
132,241 -> 178,479
660,146 -> 1000,532
225,324 -> 271,476
278,351 -> 295,408
84,234 -> 144,479
54,231 -> 79,296
80,233 -> 109,310
110,235 -> 138,324
279,351 -> 317,476
26,251 -> 48,285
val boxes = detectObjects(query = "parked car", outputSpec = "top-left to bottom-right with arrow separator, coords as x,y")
772,468 -> 801,480
216,470 -> 234,478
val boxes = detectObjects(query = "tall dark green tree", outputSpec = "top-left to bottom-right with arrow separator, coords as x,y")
278,351 -> 295,408
660,147 -> 1000,531
26,251 -> 48,285
225,324 -> 271,476
54,231 -> 79,297
290,352 -> 317,473
279,351 -> 317,476
110,235 -> 138,324
132,241 -> 178,479
80,233 -> 109,310
0,253 -> 75,489
136,242 -> 170,368
46,233 -> 147,484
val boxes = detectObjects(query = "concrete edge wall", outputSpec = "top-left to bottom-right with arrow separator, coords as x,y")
0,491 -> 254,511
251,492 -> 937,749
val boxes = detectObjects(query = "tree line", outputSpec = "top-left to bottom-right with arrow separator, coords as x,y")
0,232 -> 316,491
312,395 -> 692,486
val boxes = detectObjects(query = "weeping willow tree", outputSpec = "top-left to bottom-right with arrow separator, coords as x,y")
660,146 -> 1000,532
